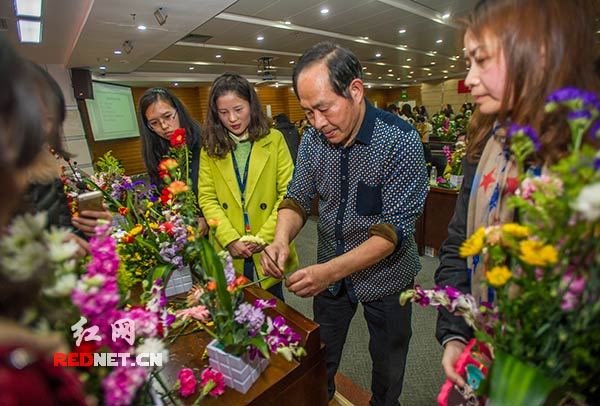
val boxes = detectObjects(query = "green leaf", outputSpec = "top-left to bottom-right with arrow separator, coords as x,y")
488,350 -> 561,406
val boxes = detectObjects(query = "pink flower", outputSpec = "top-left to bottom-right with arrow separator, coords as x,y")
103,366 -> 148,406
200,368 -> 225,396
176,305 -> 210,321
177,368 -> 197,397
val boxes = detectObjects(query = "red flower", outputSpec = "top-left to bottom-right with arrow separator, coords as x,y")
160,188 -> 174,205
160,222 -> 175,236
118,207 -> 129,216
177,368 -> 197,397
200,368 -> 225,396
170,128 -> 186,147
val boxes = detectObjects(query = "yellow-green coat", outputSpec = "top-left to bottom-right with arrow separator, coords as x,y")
198,128 -> 298,289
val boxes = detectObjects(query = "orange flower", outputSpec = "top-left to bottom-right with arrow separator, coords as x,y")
121,234 -> 134,244
167,180 -> 189,195
206,281 -> 217,291
118,207 -> 129,216
158,158 -> 179,171
207,218 -> 220,228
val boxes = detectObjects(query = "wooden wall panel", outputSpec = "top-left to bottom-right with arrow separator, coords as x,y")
286,87 -> 305,123
256,87 -> 288,120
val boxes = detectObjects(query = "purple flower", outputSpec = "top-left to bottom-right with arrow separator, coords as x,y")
567,110 -> 592,121
546,87 -> 598,106
444,285 -> 462,300
254,298 -> 276,309
234,303 -> 265,335
590,120 -> 600,141
508,124 -> 541,151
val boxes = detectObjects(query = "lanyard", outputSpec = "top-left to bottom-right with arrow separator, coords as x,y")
231,143 -> 253,233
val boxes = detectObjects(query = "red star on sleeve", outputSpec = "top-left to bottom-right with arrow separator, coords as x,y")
504,176 -> 520,196
480,168 -> 496,192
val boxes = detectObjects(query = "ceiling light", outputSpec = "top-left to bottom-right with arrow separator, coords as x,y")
378,76 -> 382,79
188,66 -> 195,70
402,65 -> 410,69
436,39 -> 443,44
388,69 -> 393,72
113,50 -> 122,55
375,52 -> 381,58
367,84 -> 372,88
398,29 -> 406,34
387,74 -> 394,77
362,66 -> 367,70
428,73 -> 433,76
257,35 -> 264,41
320,8 -> 329,14
396,78 -> 401,80
289,60 -> 295,64
450,65 -> 455,68
410,71 -> 414,74
16,19 -> 41,43
284,20 -> 291,25
366,72 -> 372,75
406,58 -> 412,62
174,82 -> 179,87
442,13 -> 451,19
444,76 -> 448,79
14,0 -> 42,17
137,25 -> 147,30
430,62 -> 436,65
99,66 -> 107,70
275,82 -> 279,87
215,54 -> 222,58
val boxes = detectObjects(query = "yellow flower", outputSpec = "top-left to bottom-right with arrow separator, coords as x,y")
502,223 -> 530,239
518,239 -> 559,267
130,224 -> 143,236
460,226 -> 486,257
149,222 -> 159,229
486,265 -> 512,287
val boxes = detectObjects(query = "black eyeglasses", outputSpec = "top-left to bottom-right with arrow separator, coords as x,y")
146,109 -> 178,131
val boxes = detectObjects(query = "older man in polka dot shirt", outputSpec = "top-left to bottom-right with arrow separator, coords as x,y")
261,42 -> 428,406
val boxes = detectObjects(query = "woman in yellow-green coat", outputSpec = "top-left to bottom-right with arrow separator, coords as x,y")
199,72 -> 298,300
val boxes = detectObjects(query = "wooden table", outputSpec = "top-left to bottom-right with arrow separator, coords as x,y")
162,286 -> 328,405
414,187 -> 459,256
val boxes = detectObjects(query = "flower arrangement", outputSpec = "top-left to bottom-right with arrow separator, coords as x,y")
401,87 -> 600,405
174,223 -> 306,362
431,113 -> 457,142
436,141 -> 466,189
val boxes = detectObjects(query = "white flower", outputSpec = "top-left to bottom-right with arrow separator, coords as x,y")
45,228 -> 79,262
571,182 -> 600,221
239,234 -> 267,246
43,273 -> 77,297
1,241 -> 46,281
136,338 -> 169,365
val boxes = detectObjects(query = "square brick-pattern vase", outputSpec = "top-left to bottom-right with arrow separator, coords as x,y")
206,339 -> 269,394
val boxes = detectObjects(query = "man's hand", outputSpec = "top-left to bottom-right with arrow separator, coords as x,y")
260,242 -> 289,279
285,263 -> 331,297
442,340 -> 467,388
71,208 -> 113,237
227,239 -> 253,259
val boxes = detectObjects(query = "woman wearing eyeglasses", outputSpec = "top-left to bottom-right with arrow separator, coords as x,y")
138,87 -> 207,233
199,72 -> 298,301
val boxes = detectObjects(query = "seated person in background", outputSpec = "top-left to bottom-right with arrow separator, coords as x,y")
273,113 -> 301,164
0,35 -> 86,405
385,104 -> 399,116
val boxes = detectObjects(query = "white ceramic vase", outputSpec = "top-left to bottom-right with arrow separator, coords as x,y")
206,339 -> 269,394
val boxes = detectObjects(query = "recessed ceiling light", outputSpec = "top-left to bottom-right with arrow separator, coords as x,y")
99,66 -> 107,70
428,73 -> 433,76
396,78 -> 401,80
450,65 -> 455,68
289,60 -> 295,64
362,66 -> 367,70
410,71 -> 414,74
375,52 -> 381,58
431,51 -> 437,54
444,76 -> 448,79
137,25 -> 147,30
430,62 -> 436,65
284,20 -> 291,25
436,39 -> 443,44
398,29 -> 406,34
378,76 -> 382,79
174,82 -> 179,86
387,74 -> 394,77
320,7 -> 329,14
402,65 -> 411,69
422,67 -> 431,71
14,0 -> 42,17
362,36 -> 369,40
113,50 -> 122,55
189,66 -> 195,70
442,70 -> 448,73
388,69 -> 393,72
406,58 -> 412,62
407,75 -> 412,79
442,13 -> 451,19
257,35 -> 264,41
275,82 -> 279,87
216,54 -> 222,58
367,84 -> 372,88
17,19 -> 41,43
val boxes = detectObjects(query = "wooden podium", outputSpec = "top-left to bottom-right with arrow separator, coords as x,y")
414,187 -> 459,256
162,286 -> 328,405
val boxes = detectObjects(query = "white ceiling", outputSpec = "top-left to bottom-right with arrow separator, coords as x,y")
2,0 -> 598,89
